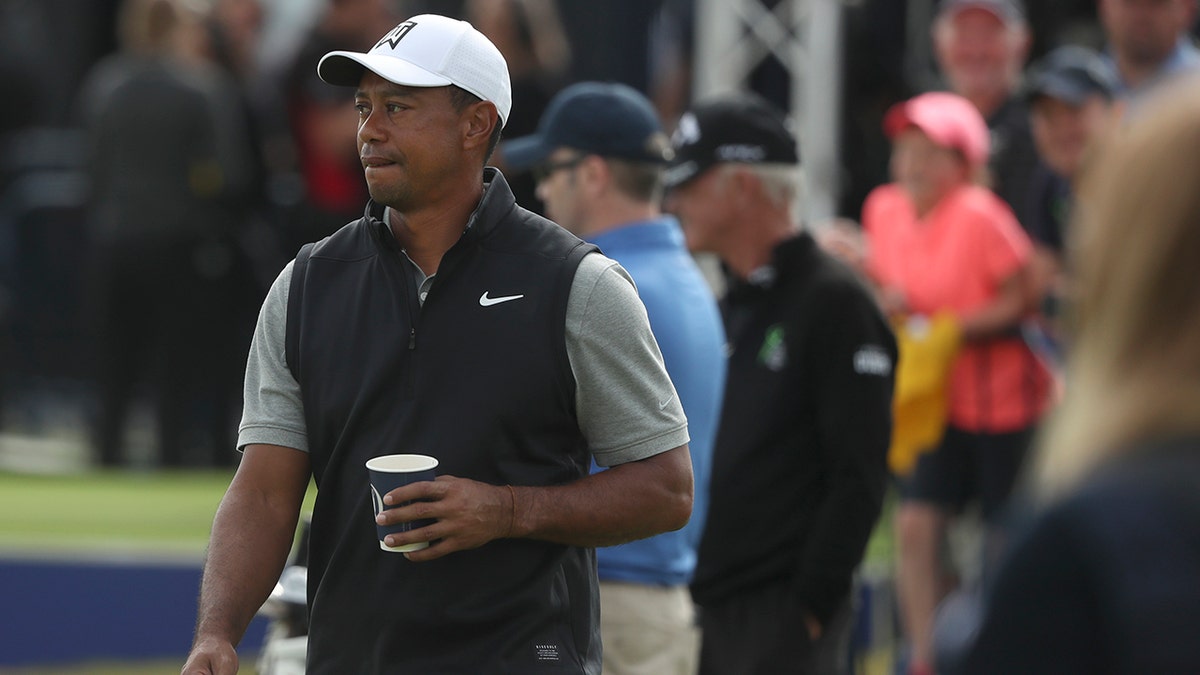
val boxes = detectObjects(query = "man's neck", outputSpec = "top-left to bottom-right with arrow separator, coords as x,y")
724,221 -> 795,280
1114,54 -> 1163,91
964,87 -> 1008,120
388,183 -> 485,276
577,197 -> 658,239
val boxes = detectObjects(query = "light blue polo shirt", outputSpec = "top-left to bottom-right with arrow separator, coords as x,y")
588,216 -> 727,586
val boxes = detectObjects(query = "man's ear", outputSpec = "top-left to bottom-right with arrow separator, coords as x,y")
463,101 -> 499,152
1011,23 -> 1033,66
730,165 -> 760,203
577,155 -> 608,196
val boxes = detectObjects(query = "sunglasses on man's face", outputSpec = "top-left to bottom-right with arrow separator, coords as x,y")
532,154 -> 587,183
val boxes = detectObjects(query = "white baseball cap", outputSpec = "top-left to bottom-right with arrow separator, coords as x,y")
317,14 -> 512,127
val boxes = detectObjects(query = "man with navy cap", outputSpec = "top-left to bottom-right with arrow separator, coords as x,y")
183,15 -> 694,675
1026,46 -> 1121,261
503,82 -> 727,675
665,95 -> 896,675
1024,46 -> 1120,368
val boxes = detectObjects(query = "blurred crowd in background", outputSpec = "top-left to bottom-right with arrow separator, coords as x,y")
4,1 -> 1200,673
0,0 -> 1105,471
0,0 -> 1155,470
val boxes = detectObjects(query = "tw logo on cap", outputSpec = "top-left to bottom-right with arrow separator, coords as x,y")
375,20 -> 417,51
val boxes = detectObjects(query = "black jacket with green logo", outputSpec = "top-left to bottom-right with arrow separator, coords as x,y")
691,232 -> 896,625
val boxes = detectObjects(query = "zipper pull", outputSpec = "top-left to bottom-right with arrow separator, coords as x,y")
408,328 -> 416,350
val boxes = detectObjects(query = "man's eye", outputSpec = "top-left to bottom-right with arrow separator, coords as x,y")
355,104 -> 370,115
386,103 -> 406,113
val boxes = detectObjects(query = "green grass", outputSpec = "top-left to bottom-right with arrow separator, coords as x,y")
0,470 -> 316,558
863,487 -> 898,572
0,470 -> 313,672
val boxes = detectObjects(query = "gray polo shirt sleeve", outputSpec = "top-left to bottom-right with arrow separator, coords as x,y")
238,261 -> 308,451
568,253 -> 689,467
237,253 -> 689,464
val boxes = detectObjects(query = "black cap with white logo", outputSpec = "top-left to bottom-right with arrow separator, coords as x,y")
664,94 -> 799,189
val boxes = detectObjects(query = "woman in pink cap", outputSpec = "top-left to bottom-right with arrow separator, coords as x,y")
861,91 -> 1052,675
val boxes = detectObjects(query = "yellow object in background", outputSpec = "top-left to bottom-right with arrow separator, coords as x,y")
889,313 -> 962,477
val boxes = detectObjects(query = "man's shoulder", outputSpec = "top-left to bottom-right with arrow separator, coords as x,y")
989,94 -> 1033,133
787,232 -> 863,281
569,252 -> 631,304
594,220 -> 694,269
307,216 -> 379,261
481,192 -> 591,259
777,235 -> 880,319
1169,38 -> 1200,71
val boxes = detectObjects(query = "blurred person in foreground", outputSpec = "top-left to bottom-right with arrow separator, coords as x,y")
1021,46 -> 1121,369
81,0 -> 257,467
665,95 -> 896,675
931,0 -> 1039,227
861,91 -> 1051,675
965,76 -> 1200,675
182,14 -> 693,674
502,81 -> 726,675
1099,0 -> 1200,98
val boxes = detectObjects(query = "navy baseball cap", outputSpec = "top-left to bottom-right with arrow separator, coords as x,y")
938,0 -> 1025,22
501,82 -> 672,169
1025,46 -> 1119,105
663,94 -> 799,189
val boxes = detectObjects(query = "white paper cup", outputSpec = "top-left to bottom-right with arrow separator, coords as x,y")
366,454 -> 438,553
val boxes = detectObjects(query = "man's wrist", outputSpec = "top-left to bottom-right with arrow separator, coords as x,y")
507,485 -> 530,538
192,619 -> 243,650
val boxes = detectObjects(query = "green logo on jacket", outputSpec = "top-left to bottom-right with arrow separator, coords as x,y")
758,324 -> 787,371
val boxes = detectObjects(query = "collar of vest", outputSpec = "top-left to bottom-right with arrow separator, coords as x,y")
361,167 -> 518,250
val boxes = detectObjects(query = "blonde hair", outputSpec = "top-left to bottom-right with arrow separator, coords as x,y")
1034,77 -> 1200,498
117,0 -> 208,56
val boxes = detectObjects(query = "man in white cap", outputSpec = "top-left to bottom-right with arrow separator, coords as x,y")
182,14 -> 693,675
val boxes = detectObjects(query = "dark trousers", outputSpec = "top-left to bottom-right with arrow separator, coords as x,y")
90,236 -> 251,467
698,584 -> 853,675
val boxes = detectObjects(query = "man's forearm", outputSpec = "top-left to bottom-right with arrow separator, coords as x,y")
192,478 -> 304,647
375,445 -> 692,561
511,445 -> 693,548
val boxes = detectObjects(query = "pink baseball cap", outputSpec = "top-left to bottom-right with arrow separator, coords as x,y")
883,92 -> 990,168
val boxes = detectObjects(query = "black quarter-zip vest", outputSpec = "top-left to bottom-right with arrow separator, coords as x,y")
286,170 -> 600,673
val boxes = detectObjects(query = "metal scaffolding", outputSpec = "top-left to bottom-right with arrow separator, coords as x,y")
692,0 -> 845,226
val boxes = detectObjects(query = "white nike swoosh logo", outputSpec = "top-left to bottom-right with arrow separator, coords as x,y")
479,291 -> 525,307
658,394 -> 675,410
